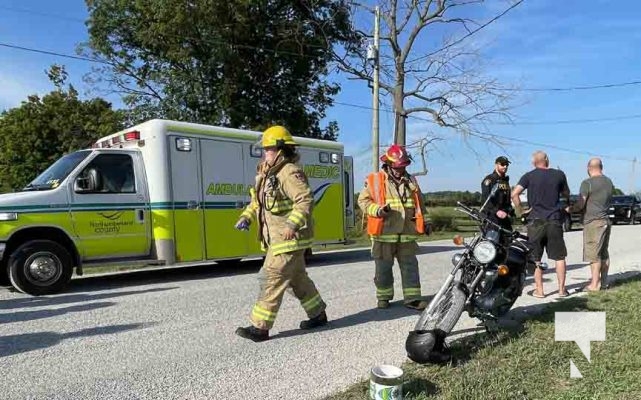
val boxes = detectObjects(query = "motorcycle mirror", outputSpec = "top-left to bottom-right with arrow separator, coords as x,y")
479,183 -> 500,214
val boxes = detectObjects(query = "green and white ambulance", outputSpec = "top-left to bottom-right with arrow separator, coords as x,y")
0,119 -> 354,295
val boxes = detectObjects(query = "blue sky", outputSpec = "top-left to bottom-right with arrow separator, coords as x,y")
1,0 -> 641,194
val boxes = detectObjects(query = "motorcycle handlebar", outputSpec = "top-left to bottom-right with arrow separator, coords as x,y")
455,201 -> 528,241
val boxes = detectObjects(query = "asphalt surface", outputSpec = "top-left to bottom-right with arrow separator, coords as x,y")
2,225 -> 641,400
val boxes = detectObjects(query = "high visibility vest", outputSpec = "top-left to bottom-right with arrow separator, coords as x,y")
366,171 -> 425,236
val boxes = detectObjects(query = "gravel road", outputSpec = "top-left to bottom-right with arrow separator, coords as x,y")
2,225 -> 640,400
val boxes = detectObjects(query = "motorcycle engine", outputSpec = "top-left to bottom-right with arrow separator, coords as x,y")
473,288 -> 514,318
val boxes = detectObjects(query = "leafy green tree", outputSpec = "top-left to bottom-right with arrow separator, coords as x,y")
613,187 -> 624,196
0,65 -> 124,191
82,0 -> 356,139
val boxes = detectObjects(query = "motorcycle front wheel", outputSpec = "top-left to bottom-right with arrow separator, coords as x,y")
406,281 -> 466,364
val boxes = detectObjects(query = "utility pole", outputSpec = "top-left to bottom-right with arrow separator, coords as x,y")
370,6 -> 380,173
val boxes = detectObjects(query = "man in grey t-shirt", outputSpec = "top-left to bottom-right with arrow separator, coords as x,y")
568,158 -> 614,291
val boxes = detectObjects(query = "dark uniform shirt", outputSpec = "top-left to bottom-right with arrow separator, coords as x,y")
481,171 -> 513,229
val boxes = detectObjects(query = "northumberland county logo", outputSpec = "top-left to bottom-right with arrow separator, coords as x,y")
91,211 -> 133,234
98,211 -> 125,220
555,312 -> 606,378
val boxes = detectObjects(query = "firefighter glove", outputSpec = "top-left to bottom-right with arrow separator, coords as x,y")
424,221 -> 433,236
377,204 -> 391,218
235,217 -> 250,231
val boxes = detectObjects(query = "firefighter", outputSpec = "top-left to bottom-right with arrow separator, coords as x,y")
358,144 -> 431,310
234,125 -> 327,342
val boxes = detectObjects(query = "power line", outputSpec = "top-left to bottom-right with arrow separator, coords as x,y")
503,81 -> 641,92
0,5 -> 336,53
7,6 -> 641,94
403,113 -> 636,163
333,100 -> 641,126
0,42 -> 111,64
0,42 -> 636,163
406,0 -> 525,65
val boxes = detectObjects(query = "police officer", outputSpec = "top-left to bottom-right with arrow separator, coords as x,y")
481,156 -> 514,230
234,125 -> 327,342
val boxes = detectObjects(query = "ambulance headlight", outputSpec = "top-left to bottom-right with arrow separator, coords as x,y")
0,212 -> 18,221
331,153 -> 341,164
473,241 -> 497,263
175,137 -> 192,152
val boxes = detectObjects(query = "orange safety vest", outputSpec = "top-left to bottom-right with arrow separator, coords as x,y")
366,171 -> 425,236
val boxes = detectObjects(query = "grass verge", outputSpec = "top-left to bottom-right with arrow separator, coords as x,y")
327,275 -> 641,400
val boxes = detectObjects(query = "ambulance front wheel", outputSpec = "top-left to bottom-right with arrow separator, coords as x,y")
8,240 -> 73,295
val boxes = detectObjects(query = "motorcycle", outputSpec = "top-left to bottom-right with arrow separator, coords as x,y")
405,185 -> 533,364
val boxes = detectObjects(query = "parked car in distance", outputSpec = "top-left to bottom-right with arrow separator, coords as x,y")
608,195 -> 641,224
559,194 -> 583,232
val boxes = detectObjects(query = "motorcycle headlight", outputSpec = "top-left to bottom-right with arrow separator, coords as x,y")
473,241 -> 497,263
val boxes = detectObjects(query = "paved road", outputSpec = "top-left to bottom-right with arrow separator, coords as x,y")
2,226 -> 641,400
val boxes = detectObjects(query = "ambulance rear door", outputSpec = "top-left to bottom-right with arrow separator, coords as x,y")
200,138 -> 251,259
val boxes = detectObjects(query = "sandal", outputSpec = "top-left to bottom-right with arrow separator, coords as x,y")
557,290 -> 570,298
530,291 -> 545,298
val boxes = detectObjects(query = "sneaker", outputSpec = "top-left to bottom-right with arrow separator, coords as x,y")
405,300 -> 428,311
235,326 -> 269,342
377,300 -> 390,309
300,310 -> 328,330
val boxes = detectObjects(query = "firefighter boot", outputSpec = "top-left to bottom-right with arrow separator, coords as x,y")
377,300 -> 390,309
300,310 -> 328,330
235,326 -> 269,342
405,300 -> 428,310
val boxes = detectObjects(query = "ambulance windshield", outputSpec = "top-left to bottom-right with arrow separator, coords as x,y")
23,150 -> 92,191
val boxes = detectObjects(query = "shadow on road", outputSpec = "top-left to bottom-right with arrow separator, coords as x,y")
0,302 -> 115,324
0,287 -> 177,311
271,297 -> 433,340
0,322 -> 154,358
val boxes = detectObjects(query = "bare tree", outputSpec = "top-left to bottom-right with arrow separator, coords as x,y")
335,0 -> 523,145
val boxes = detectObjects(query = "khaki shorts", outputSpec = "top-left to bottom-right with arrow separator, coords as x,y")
583,219 -> 611,262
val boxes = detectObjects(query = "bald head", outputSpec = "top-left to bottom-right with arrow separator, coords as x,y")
588,157 -> 603,177
532,151 -> 549,168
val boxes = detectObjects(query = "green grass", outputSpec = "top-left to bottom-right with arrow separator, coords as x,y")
327,276 -> 641,400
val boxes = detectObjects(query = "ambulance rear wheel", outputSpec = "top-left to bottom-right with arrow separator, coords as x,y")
8,240 -> 73,295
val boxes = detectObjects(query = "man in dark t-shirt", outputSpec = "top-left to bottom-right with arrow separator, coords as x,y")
511,151 -> 570,298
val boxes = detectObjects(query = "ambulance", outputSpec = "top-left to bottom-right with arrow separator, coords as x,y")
0,119 -> 355,295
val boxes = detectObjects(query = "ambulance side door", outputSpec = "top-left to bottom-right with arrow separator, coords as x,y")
70,151 -> 151,260
168,135 -> 205,262
200,139 -> 249,259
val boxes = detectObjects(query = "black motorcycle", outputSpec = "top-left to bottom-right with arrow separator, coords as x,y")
405,186 -> 532,364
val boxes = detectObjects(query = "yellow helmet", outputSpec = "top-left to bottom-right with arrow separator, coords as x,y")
258,125 -> 298,148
